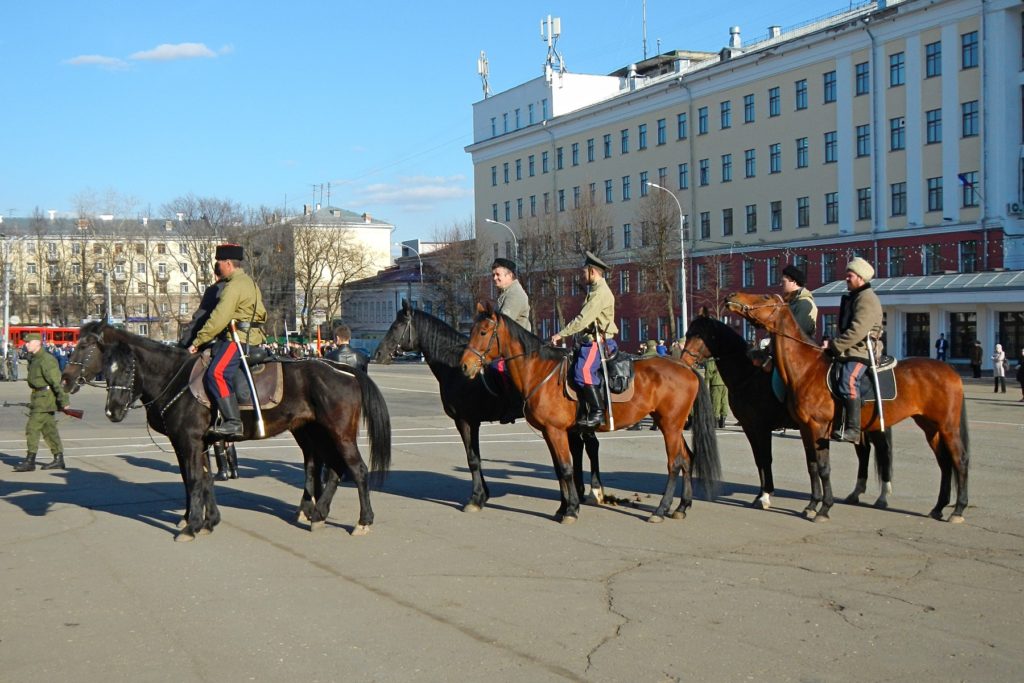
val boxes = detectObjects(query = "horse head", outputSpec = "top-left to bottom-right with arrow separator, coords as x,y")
103,343 -> 140,423
681,319 -> 716,367
373,299 -> 417,364
725,293 -> 786,333
61,322 -> 111,394
460,301 -> 501,379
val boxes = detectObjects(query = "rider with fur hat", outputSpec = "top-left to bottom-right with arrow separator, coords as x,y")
828,257 -> 883,443
780,264 -> 818,338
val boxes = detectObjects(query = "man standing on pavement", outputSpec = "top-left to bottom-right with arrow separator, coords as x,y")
12,333 -> 70,471
935,333 -> 948,361
325,324 -> 369,372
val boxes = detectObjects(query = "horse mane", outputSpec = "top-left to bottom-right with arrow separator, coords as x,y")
410,308 -> 469,367
499,313 -> 566,362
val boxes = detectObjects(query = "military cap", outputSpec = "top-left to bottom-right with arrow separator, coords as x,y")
24,332 -> 41,342
583,250 -> 610,271
491,257 -> 517,275
215,243 -> 244,261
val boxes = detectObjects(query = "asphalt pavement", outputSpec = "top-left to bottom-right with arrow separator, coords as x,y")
1,364 -> 1022,682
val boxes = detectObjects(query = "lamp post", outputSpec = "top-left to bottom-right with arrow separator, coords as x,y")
646,182 -> 688,337
484,218 -> 519,261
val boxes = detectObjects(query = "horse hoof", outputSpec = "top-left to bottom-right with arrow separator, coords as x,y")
873,499 -> 889,509
844,494 -> 861,505
753,496 -> 771,510
929,509 -> 945,521
813,514 -> 830,523
559,515 -> 578,525
310,520 -> 326,532
176,517 -> 188,529
463,502 -> 482,513
174,530 -> 196,543
351,524 -> 371,536
646,515 -> 664,524
591,489 -> 605,505
669,510 -> 686,520
804,508 -> 817,520
197,527 -> 212,536
948,514 -> 965,524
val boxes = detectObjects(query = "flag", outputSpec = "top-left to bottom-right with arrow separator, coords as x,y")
957,173 -> 973,188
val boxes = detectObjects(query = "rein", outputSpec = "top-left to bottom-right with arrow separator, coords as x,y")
732,299 -> 823,350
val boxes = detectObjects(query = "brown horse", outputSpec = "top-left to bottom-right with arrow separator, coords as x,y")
459,302 -> 720,524
726,292 -> 969,522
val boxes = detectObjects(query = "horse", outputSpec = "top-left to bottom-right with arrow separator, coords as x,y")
372,301 -> 604,510
725,292 -> 969,522
683,316 -> 893,510
62,321 -> 392,541
460,302 -> 721,524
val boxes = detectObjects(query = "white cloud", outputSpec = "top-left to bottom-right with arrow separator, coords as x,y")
356,176 -> 471,211
129,42 -> 217,61
64,54 -> 129,70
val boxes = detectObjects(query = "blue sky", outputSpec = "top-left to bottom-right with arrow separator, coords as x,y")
1,0 -> 835,245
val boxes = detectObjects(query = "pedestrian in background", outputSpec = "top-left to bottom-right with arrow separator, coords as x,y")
703,357 -> 729,429
12,333 -> 70,472
968,340 -> 983,379
992,343 -> 1007,394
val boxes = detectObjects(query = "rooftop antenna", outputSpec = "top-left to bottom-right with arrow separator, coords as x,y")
642,0 -> 648,60
477,51 -> 491,98
540,15 -> 566,81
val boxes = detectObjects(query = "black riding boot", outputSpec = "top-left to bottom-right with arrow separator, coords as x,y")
212,442 -> 229,480
13,453 -> 36,472
207,395 -> 244,441
40,453 -> 65,470
836,397 -> 862,443
576,385 -> 605,430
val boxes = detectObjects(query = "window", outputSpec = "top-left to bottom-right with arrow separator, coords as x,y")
926,41 -> 942,77
677,112 -> 688,139
517,197 -> 524,218
620,128 -> 630,154
823,70 -> 837,103
490,117 -> 497,137
722,208 -> 734,236
825,192 -> 839,224
27,262 -> 37,274
822,253 -> 838,283
638,123 -> 648,150
619,269 -> 631,293
502,112 -> 508,133
621,175 -> 631,201
961,31 -> 978,69
889,52 -> 905,86
700,212 -> 711,239
743,94 -> 755,123
514,108 -> 521,129
541,98 -> 548,119
657,166 -> 668,186
571,143 -> 579,166
530,195 -> 537,217
926,109 -> 942,144
824,131 -> 837,163
699,159 -> 710,186
136,262 -> 146,274
528,155 -> 535,176
887,246 -> 905,277
769,143 -> 781,174
959,240 -> 978,273
515,159 -> 522,180
606,225 -> 614,251
745,204 -> 757,233
962,100 -> 979,137
927,177 -> 943,212
542,150 -> 549,173
587,138 -> 595,162
678,163 -> 689,190
857,187 -> 872,221
721,154 -> 732,182
720,100 -> 732,129
923,243 -> 941,275
657,118 -> 666,145
960,171 -> 979,207
490,166 -> 497,186
768,87 -> 780,117
856,124 -> 871,157
796,137 -> 808,168
604,179 -> 614,203
603,134 -> 612,158
137,282 -> 147,294
891,182 -> 907,216
795,79 -> 808,110
639,171 -> 649,197
491,204 -> 498,221
623,223 -> 632,249
796,197 -> 809,227
179,261 -> 189,274
503,162 -> 509,183
505,200 -> 511,221
890,116 -> 906,150
743,259 -> 755,287
718,261 -> 731,289
698,107 -> 708,134
544,193 -> 550,213
855,61 -> 870,95
767,257 -> 780,286
770,201 -> 782,231
696,263 -> 707,290
744,149 -> 756,178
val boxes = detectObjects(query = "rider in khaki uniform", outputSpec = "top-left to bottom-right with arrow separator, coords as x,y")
13,333 -> 70,471
188,244 -> 267,440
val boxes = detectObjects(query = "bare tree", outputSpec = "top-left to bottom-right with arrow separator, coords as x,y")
428,219 -> 485,329
634,192 -> 681,338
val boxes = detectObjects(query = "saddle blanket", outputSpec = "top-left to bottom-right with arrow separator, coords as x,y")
189,351 -> 285,411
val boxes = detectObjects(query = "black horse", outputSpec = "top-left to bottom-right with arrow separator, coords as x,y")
372,301 -> 603,510
64,321 -> 391,541
683,316 -> 892,509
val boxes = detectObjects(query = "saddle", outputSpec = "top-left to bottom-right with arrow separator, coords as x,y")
189,349 -> 285,411
826,356 -> 898,402
563,349 -> 637,403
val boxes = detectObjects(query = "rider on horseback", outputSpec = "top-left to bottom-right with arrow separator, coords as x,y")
828,257 -> 883,444
187,244 -> 267,441
491,257 -> 532,424
550,251 -> 617,430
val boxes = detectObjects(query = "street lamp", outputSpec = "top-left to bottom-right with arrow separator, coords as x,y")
393,242 -> 423,312
484,218 -> 519,261
646,182 -> 688,337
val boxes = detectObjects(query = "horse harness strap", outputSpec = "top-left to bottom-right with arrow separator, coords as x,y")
521,357 -> 566,404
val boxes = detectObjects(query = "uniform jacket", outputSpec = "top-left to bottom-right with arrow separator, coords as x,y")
27,347 -> 69,413
496,279 -> 532,332
326,344 -> 369,372
703,357 -> 726,387
193,268 -> 267,347
832,283 -> 883,362
557,276 -> 619,340
785,286 -> 818,338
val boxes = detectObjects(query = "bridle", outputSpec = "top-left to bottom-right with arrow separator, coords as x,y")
66,336 -> 105,388
728,298 -> 823,350
463,316 -> 503,367
106,353 -> 141,410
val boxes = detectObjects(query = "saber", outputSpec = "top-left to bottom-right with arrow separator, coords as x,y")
230,320 -> 265,438
866,335 -> 885,432
593,323 -> 615,431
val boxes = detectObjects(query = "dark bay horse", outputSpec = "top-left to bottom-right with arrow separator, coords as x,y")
683,316 -> 893,510
460,302 -> 721,524
62,321 -> 391,541
726,293 -> 969,522
372,301 -> 604,510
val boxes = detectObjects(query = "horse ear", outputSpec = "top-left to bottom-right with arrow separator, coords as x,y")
476,301 -> 486,314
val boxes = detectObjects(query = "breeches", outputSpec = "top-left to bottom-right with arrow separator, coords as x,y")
837,361 -> 868,399
205,340 -> 240,399
26,411 -> 62,454
573,339 -> 617,386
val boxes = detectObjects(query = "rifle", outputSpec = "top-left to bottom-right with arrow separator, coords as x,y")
3,401 -> 83,419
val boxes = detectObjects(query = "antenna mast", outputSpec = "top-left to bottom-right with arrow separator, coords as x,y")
540,15 -> 566,81
642,0 -> 648,60
477,51 -> 491,99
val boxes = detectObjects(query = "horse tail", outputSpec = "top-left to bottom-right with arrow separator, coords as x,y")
356,371 -> 392,481
688,370 -> 722,498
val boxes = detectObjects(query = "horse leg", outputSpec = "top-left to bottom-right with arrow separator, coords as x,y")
457,419 -> 489,512
568,431 -> 586,502
584,432 -> 604,505
871,429 -> 894,509
177,443 -> 211,542
541,427 -> 579,523
649,426 -> 683,522
846,438 -> 870,505
668,432 -> 693,521
338,439 -> 373,535
746,426 -> 773,509
291,427 -> 320,525
919,423 -> 953,521
945,430 -> 969,523
814,436 -> 835,522
800,431 -> 823,519
314,453 -> 343,525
